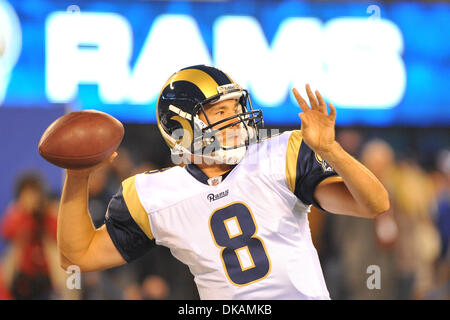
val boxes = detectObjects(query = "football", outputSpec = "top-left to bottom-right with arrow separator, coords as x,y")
38,110 -> 124,169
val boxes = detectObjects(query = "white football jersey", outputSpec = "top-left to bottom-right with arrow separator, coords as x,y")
105,130 -> 340,300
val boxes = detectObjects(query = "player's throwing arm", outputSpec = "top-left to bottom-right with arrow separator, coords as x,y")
39,110 -> 127,272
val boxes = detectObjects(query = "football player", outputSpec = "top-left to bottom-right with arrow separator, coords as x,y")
57,65 -> 389,299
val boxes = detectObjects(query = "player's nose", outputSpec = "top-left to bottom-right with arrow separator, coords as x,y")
224,109 -> 241,128
221,118 -> 240,133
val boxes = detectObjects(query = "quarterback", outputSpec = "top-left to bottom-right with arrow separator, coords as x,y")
58,65 -> 389,299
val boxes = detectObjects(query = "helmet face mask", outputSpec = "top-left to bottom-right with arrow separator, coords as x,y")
195,90 -> 262,143
157,65 -> 264,165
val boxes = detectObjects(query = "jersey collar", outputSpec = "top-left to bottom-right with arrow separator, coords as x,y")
184,164 -> 234,186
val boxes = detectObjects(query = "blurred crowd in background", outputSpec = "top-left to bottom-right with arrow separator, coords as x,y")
0,125 -> 448,300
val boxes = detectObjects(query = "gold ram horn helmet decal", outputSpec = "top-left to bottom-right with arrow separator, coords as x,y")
170,115 -> 193,149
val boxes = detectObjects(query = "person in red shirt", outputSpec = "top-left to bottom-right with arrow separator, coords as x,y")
0,172 -> 57,299
0,264 -> 12,299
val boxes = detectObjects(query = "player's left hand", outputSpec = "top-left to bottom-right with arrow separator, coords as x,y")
292,84 -> 337,155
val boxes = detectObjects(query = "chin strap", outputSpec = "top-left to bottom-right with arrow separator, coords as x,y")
205,146 -> 247,165
170,143 -> 247,165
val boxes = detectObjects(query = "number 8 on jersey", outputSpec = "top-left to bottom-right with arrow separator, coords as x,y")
209,202 -> 271,286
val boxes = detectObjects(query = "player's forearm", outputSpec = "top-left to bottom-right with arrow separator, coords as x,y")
57,172 -> 96,265
320,142 -> 390,217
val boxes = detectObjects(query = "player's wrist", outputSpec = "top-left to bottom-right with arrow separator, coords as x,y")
66,168 -> 92,179
317,141 -> 341,161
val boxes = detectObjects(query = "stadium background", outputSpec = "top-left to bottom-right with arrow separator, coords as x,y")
0,0 -> 448,299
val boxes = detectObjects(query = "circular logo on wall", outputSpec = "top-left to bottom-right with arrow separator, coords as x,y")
0,0 -> 22,105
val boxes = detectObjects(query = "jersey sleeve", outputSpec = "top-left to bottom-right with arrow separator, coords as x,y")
104,175 -> 156,263
285,130 -> 341,210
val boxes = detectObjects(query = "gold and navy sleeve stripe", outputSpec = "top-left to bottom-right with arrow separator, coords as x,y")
104,176 -> 155,262
285,130 -> 340,210
121,176 -> 154,239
